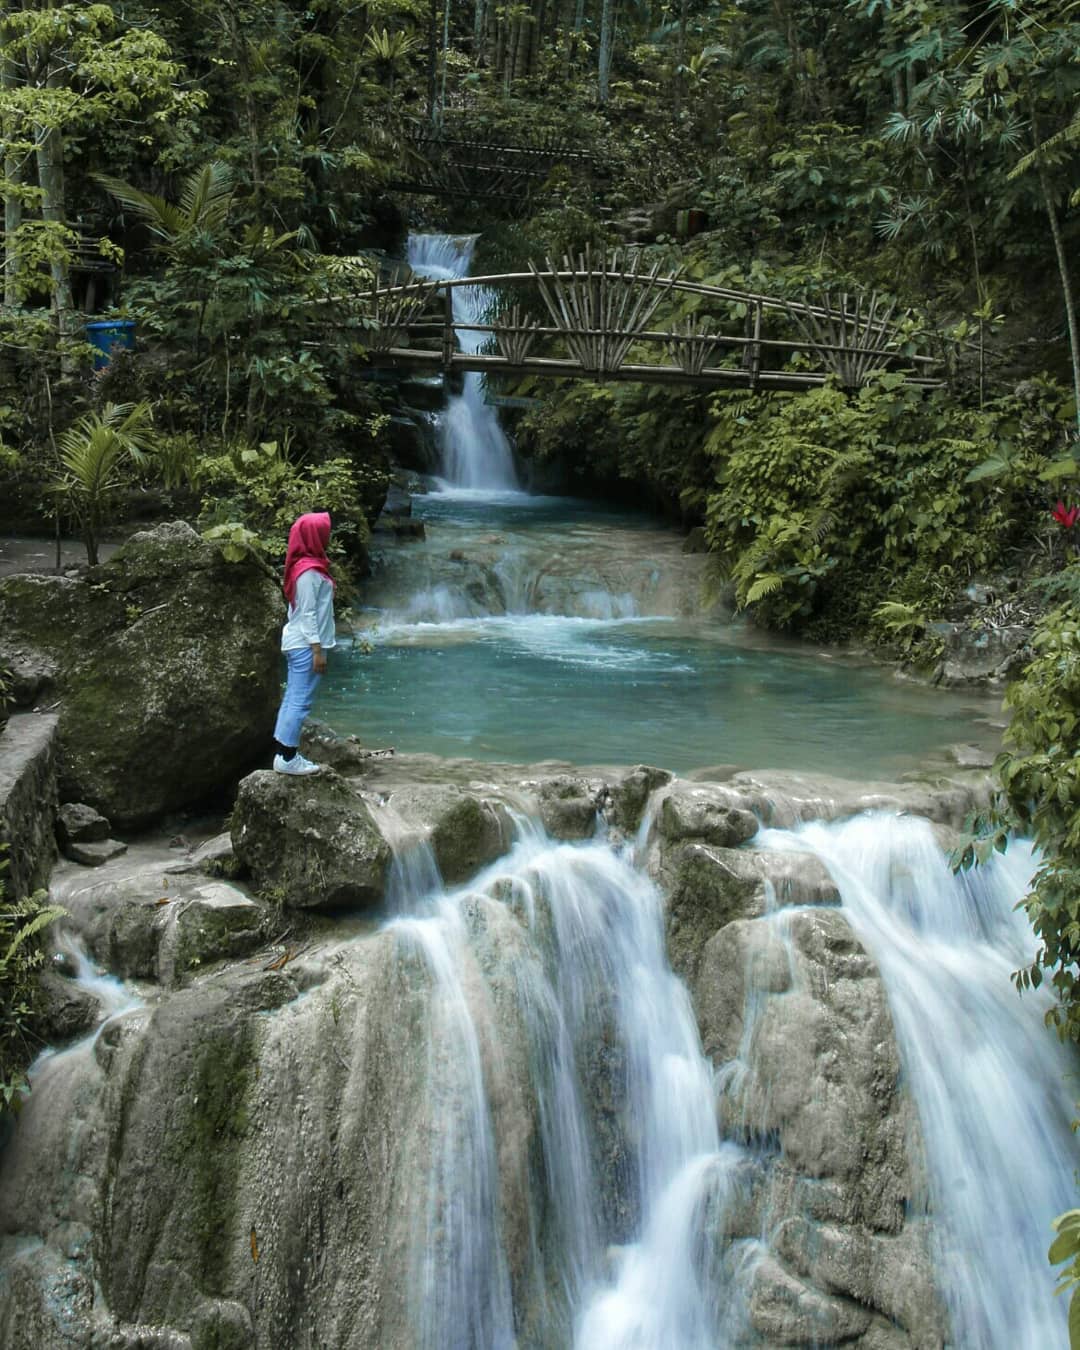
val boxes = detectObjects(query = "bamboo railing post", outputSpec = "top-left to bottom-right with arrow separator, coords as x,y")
750,300 -> 763,390
442,285 -> 454,371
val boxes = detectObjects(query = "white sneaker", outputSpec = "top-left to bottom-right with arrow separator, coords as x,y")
273,752 -> 321,776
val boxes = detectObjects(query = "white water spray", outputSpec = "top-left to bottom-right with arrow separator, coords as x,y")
406,234 -> 519,490
761,813 -> 1077,1349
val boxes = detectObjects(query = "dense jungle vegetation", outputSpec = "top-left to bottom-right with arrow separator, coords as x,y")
3,0 -> 1080,1294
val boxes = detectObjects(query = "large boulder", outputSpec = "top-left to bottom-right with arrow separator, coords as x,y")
0,885 -> 548,1349
231,769 -> 393,911
933,619 -> 1031,687
0,522 -> 281,828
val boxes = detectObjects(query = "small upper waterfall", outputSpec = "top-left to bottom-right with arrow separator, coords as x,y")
406,233 -> 519,490
761,814 -> 1077,1350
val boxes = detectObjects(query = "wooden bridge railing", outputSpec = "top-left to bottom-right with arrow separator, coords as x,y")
388,131 -> 598,204
334,252 -> 942,393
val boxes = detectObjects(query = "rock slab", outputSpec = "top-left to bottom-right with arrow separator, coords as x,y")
231,769 -> 393,910
0,712 -> 59,898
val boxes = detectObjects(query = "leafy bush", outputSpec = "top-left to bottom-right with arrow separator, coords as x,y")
195,437 -> 384,569
702,374 -> 1069,635
989,603 -> 1080,1041
0,850 -> 66,1118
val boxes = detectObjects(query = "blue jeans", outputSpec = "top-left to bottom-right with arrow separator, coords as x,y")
273,647 -> 322,748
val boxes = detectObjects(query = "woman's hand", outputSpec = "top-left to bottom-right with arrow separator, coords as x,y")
311,643 -> 327,675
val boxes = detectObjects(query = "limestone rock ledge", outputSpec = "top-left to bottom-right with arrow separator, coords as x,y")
647,777 -> 950,1348
0,755 -> 990,1349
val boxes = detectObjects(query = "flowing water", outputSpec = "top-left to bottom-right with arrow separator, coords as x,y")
326,488 -> 1001,776
381,808 -> 1076,1349
359,234 -> 1001,777
760,815 -> 1076,1349
388,826 -> 740,1349
407,234 -> 519,489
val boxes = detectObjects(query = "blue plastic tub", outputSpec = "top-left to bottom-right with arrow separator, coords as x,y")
85,318 -> 135,370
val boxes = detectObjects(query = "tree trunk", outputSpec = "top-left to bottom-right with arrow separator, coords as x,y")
34,60 -> 75,364
427,0 -> 439,123
438,0 -> 451,116
597,0 -> 614,102
1,11 -> 24,306
672,0 -> 687,117
1038,162 -> 1080,438
565,0 -> 585,79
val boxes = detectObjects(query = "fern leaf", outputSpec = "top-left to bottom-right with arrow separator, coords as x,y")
746,573 -> 784,604
0,906 -> 67,969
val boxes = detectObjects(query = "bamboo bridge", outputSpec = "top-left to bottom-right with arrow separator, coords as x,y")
387,130 -> 597,205
348,251 -> 943,394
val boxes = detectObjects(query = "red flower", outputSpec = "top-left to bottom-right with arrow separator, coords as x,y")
1052,500 -> 1080,529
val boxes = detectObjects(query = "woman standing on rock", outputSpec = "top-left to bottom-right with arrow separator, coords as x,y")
272,511 -> 335,775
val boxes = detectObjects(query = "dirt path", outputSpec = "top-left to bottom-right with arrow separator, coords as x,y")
0,535 -> 121,578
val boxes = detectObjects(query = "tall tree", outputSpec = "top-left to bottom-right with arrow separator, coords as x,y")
0,3 -> 196,355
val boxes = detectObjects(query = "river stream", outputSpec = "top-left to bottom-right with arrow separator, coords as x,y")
0,233 -> 1072,1350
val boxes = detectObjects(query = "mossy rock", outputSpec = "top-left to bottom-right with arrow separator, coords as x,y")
231,769 -> 393,910
0,522 -> 282,827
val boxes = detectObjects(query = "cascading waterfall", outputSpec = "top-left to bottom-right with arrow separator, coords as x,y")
387,827 -> 732,1349
406,234 -> 519,490
384,807 -> 1076,1348
760,813 -> 1077,1350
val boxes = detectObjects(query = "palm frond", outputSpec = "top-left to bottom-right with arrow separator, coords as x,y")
0,906 -> 67,969
178,160 -> 235,231
94,173 -> 187,241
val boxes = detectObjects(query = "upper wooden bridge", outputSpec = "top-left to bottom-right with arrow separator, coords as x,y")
387,130 -> 598,206
345,251 -> 942,394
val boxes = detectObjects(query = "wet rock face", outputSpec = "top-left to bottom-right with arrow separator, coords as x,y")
0,899 -> 546,1350
0,761 -> 987,1350
0,522 -> 281,828
647,806 -> 947,1349
61,861 -> 271,984
933,619 -> 1031,687
383,782 -> 514,885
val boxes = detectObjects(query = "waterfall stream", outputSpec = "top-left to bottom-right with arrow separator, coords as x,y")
406,234 -> 519,489
760,814 -> 1076,1349
374,807 -> 1075,1348
388,827 -> 734,1349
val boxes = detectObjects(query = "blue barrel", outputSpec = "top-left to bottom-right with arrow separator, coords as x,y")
85,318 -> 135,370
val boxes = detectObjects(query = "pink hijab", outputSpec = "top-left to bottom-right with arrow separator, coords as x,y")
282,512 -> 334,606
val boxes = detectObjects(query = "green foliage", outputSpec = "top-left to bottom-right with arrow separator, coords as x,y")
201,521 -> 264,566
48,401 -> 158,565
701,373 -> 1025,634
0,850 -> 67,1119
992,602 -> 1080,1041
95,161 -> 236,257
196,437 -> 377,565
1049,1209 -> 1080,1348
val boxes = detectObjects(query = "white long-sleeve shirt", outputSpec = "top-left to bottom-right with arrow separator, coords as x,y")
281,570 -> 336,652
